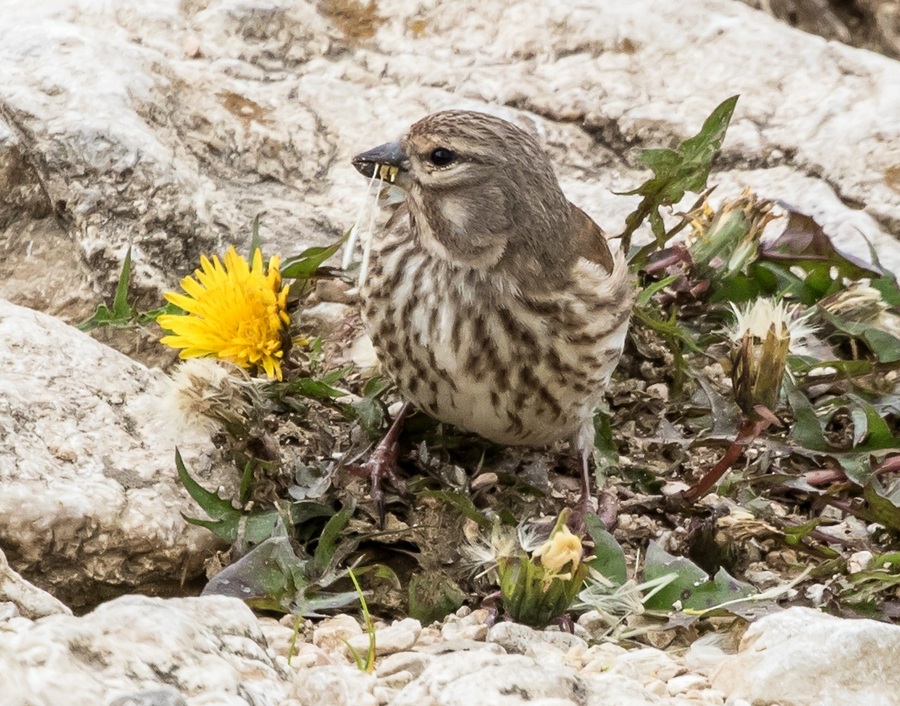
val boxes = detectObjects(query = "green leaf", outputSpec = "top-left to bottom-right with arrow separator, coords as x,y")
203,536 -> 305,612
872,272 -> 900,307
818,310 -> 900,363
175,449 -> 237,520
592,410 -> 619,469
280,236 -> 345,280
77,247 -> 137,330
636,274 -> 682,307
275,377 -> 347,401
202,535 -> 360,617
584,514 -> 627,585
175,449 -> 282,544
849,397 -> 897,451
319,366 -> 354,386
352,376 -> 393,435
788,390 -> 831,452
642,541 -> 709,611
863,480 -> 900,532
619,96 -> 738,253
311,502 -> 355,576
138,301 -> 183,324
643,541 -> 754,612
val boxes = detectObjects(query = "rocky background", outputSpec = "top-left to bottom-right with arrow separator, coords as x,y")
1,0 -> 899,704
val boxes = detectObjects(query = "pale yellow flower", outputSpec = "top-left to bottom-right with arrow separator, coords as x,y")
159,247 -> 291,380
532,525 -> 583,575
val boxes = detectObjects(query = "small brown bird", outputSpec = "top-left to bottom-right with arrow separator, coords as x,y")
351,110 -> 635,516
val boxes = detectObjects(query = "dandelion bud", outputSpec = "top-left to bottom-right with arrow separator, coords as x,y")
495,511 -> 590,626
728,299 -> 815,416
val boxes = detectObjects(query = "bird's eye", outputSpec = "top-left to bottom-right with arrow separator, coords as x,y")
428,147 -> 456,167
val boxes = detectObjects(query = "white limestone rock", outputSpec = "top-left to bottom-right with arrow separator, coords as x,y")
390,650 -> 667,706
0,299 -> 227,608
488,621 -> 588,655
0,547 -> 71,619
345,617 -> 422,657
1,0 -> 898,327
0,595 -> 288,706
712,606 -> 900,706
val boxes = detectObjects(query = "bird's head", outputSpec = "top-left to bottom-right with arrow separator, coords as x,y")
352,110 -> 579,285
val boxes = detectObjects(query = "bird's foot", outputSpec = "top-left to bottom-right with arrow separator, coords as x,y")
363,402 -> 412,527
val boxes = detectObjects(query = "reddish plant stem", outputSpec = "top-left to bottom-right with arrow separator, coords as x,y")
683,413 -> 773,502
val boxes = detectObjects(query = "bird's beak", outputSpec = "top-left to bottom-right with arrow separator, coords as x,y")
351,139 -> 408,185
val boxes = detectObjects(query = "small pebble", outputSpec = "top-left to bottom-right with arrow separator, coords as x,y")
526,641 -> 568,666
667,674 -> 709,695
346,618 -> 421,656
488,622 -> 587,654
608,647 -> 683,683
376,651 -> 433,679
313,614 -> 363,654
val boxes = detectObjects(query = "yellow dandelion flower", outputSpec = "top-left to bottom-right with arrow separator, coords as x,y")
532,524 -> 583,576
158,246 -> 291,380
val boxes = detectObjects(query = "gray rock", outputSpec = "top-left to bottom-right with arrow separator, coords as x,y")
108,688 -> 188,706
712,606 -> 900,706
0,300 -> 228,608
0,595 -> 288,706
345,618 -> 422,657
488,621 -> 588,654
389,651 -> 663,706
1,0 -> 898,328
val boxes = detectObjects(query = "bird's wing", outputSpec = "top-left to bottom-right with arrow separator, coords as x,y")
569,203 -> 615,274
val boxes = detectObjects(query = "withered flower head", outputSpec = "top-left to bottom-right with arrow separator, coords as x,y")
728,298 -> 815,415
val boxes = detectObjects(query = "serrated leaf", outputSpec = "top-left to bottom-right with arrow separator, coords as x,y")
175,449 -> 237,519
175,449 -> 282,543
620,96 -> 738,253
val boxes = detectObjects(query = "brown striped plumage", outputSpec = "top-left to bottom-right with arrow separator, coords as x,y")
352,110 -> 635,500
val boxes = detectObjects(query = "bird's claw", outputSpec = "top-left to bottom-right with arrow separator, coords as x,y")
364,402 -> 412,527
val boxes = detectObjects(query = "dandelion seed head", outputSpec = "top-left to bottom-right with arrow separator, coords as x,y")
156,359 -> 250,441
728,298 -> 816,355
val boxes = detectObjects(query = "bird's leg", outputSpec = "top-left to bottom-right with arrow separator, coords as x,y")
364,401 -> 412,526
575,445 -> 619,532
